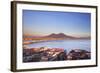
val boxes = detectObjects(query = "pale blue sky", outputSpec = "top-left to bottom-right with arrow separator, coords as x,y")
23,10 -> 91,37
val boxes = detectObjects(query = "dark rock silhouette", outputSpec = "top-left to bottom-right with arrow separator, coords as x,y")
45,33 -> 76,39
67,49 -> 91,60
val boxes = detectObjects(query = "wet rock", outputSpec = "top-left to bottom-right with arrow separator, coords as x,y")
23,47 -> 90,62
67,49 -> 91,60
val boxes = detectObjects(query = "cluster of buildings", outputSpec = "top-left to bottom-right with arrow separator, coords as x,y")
23,47 -> 91,62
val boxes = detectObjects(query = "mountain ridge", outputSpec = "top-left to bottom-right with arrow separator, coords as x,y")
24,33 -> 90,39
44,33 -> 76,39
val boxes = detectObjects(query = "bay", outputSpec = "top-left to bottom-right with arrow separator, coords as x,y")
24,40 -> 91,53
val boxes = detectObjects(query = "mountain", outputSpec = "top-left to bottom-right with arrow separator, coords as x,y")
23,33 -> 90,40
44,33 -> 76,39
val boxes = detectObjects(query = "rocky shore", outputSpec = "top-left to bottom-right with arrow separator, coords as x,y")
23,47 -> 91,62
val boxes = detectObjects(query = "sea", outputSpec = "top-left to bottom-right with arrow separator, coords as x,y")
24,39 -> 91,53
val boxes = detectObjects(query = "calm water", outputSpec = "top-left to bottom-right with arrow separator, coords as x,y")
24,40 -> 91,52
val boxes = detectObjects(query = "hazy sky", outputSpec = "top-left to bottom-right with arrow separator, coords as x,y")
23,10 -> 91,37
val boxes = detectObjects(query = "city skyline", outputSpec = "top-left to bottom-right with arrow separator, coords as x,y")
23,10 -> 91,37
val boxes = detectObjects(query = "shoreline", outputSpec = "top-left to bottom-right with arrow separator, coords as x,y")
23,39 -> 90,45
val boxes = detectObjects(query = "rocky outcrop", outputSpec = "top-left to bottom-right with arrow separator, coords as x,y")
67,49 -> 91,60
23,47 -> 91,62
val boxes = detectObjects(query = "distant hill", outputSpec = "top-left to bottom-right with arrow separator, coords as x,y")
23,33 -> 90,40
44,33 -> 76,39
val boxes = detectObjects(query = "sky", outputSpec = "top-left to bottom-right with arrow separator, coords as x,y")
23,10 -> 91,37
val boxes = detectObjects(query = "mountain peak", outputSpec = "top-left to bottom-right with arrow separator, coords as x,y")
58,33 -> 65,35
45,33 -> 75,38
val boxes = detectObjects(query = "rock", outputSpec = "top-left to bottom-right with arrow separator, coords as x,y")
67,49 -> 91,60
23,47 -> 90,62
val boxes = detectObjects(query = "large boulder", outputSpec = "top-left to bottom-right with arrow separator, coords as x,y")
67,49 -> 91,60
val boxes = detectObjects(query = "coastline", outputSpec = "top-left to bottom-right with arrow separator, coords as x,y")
23,47 -> 91,62
23,38 -> 90,45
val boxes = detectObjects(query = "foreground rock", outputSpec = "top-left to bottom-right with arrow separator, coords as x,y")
67,49 -> 91,60
23,47 -> 67,62
23,47 -> 91,62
